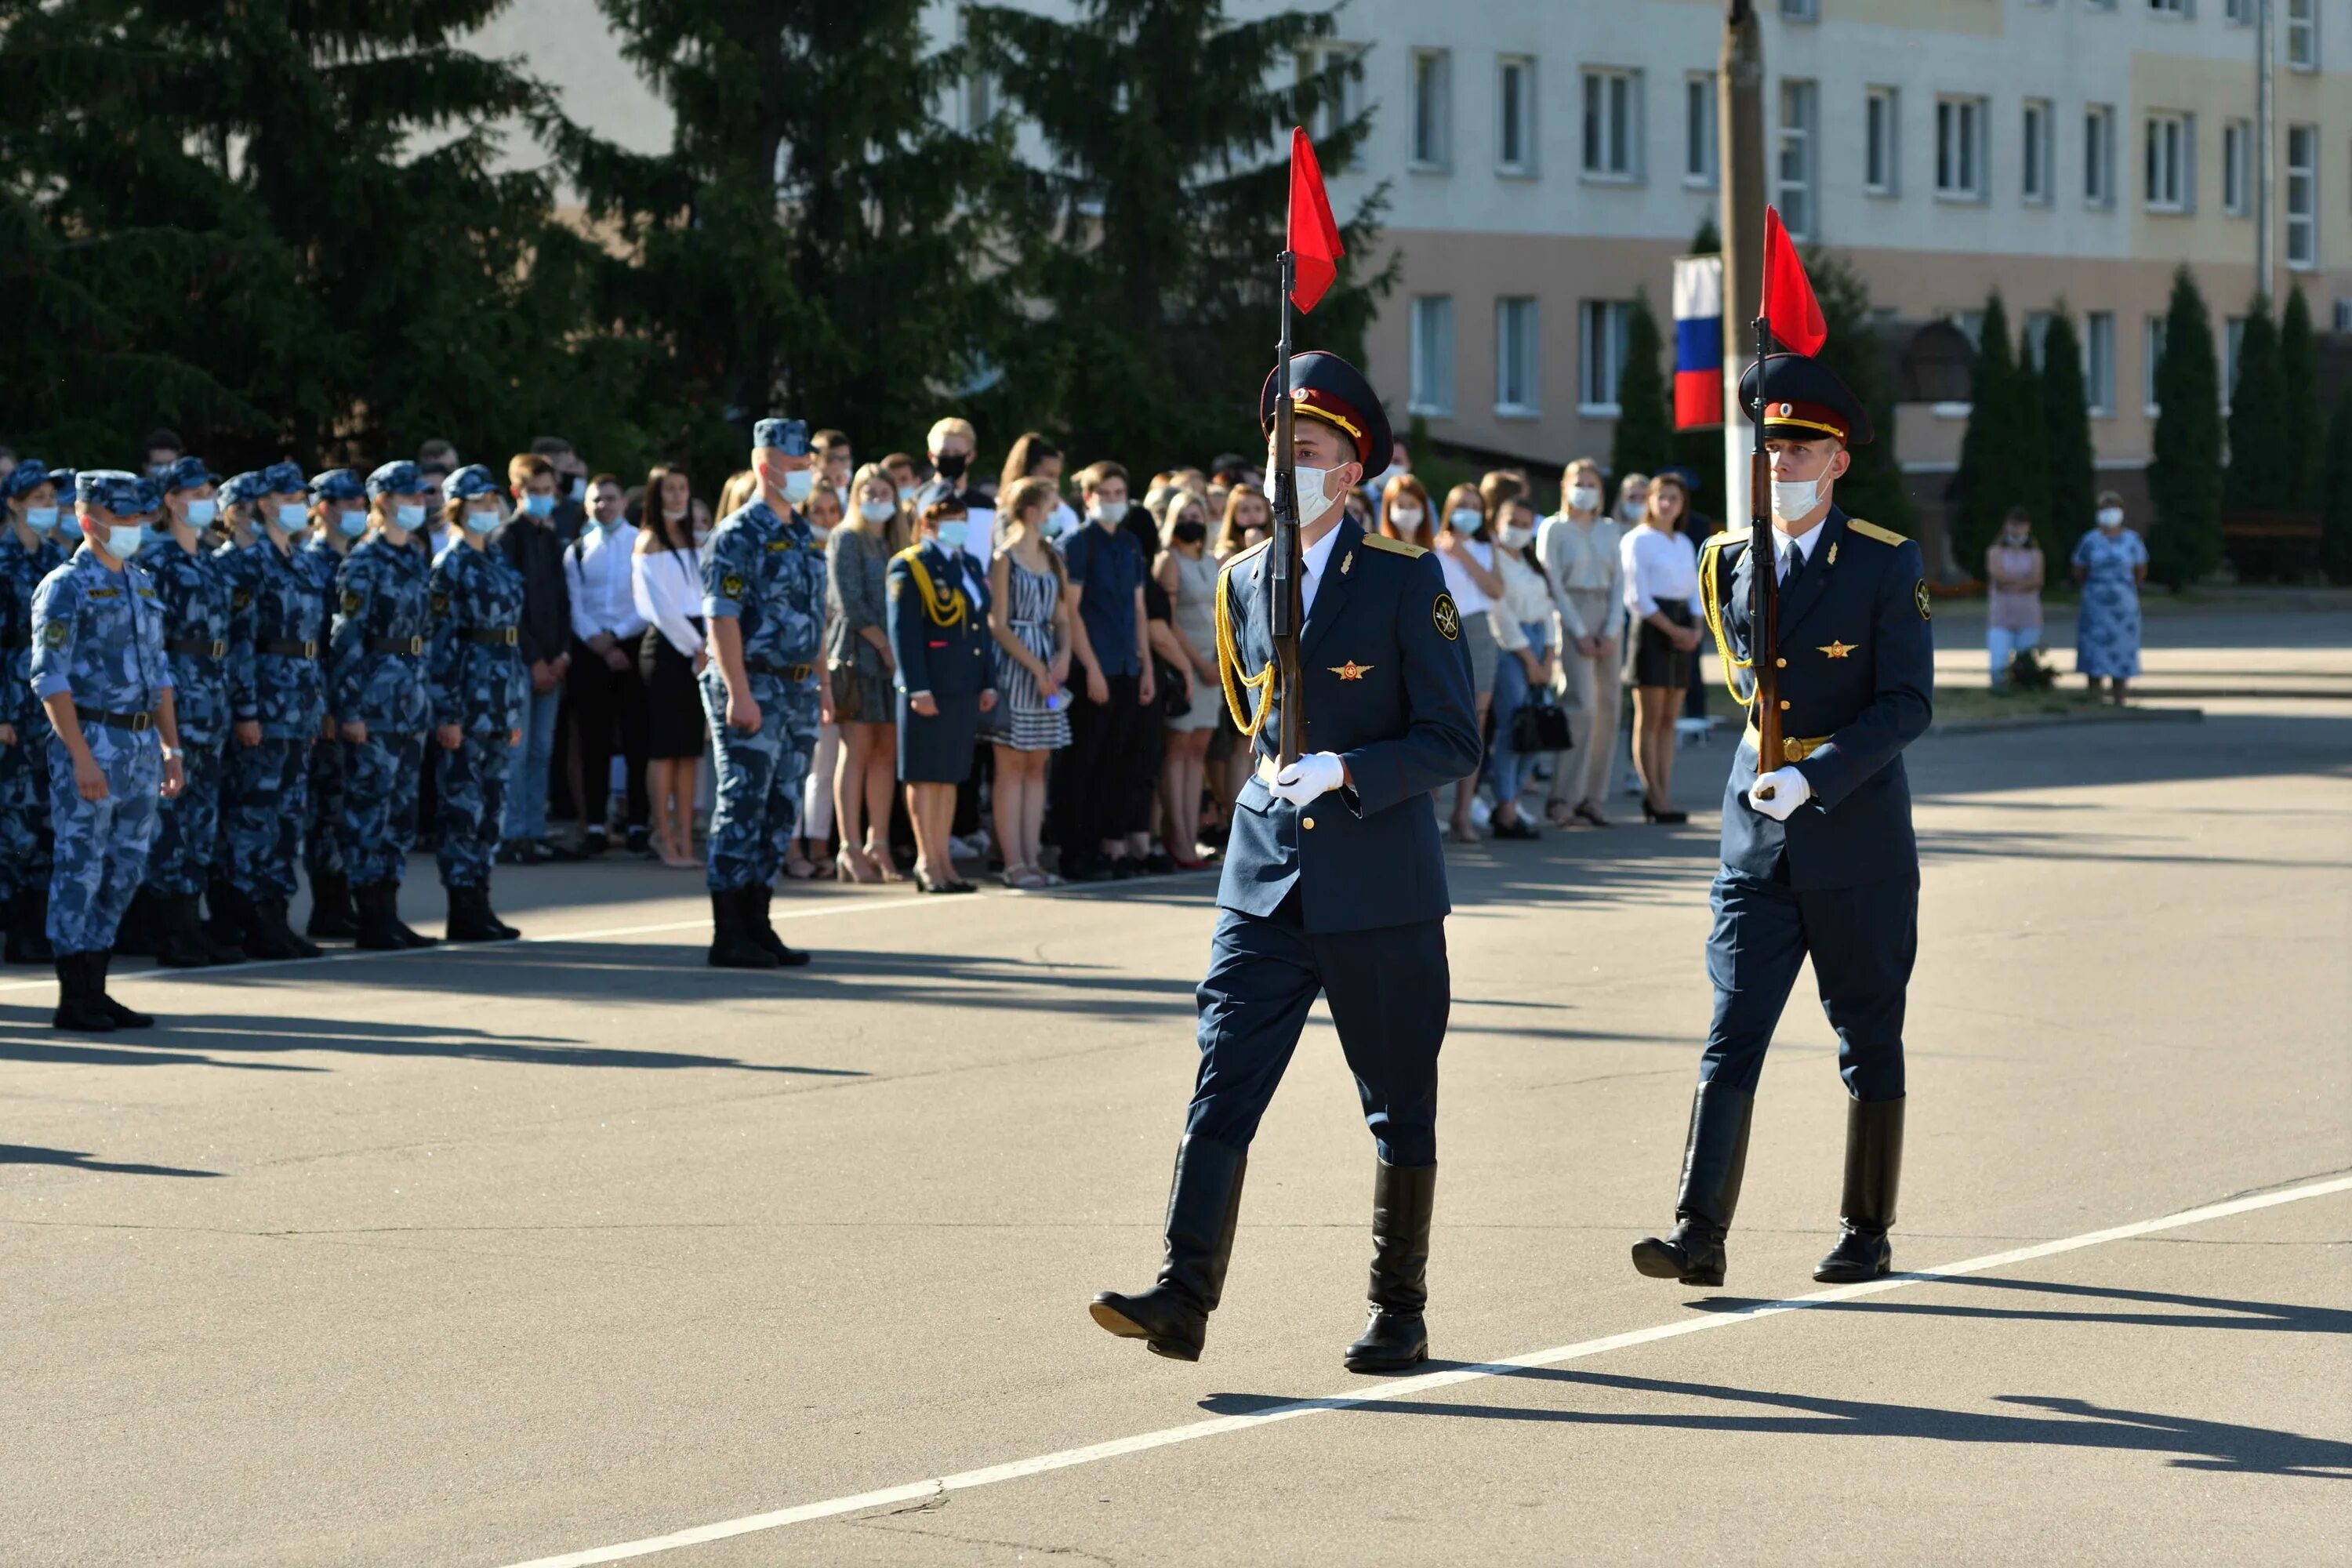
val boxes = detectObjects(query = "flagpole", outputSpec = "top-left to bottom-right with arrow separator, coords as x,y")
1269,249 -> 1305,768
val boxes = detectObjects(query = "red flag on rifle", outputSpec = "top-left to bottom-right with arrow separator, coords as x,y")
1287,127 -> 1343,314
1760,205 -> 1826,357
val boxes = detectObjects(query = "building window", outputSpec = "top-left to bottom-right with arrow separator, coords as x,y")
1497,296 -> 1541,417
2224,0 -> 2252,19
2144,111 -> 2191,213
1936,96 -> 1987,201
1777,79 -> 1817,238
2147,0 -> 2187,15
1497,56 -> 1537,176
2143,314 -> 2167,415
1782,0 -> 1819,17
2023,99 -> 2053,204
2286,0 -> 2318,68
1410,49 -> 1451,169
2085,311 -> 2116,416
1409,295 -> 1456,417
2085,104 -> 2117,206
1685,73 -> 1718,187
2223,119 -> 2250,215
1298,43 -> 1362,143
1581,67 -> 1639,180
1578,299 -> 1632,414
2336,299 -> 2352,334
2024,311 -> 2055,365
2285,124 -> 2318,268
1865,86 -> 1899,196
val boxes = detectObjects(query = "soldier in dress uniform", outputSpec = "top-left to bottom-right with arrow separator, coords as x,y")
328,461 -> 438,950
427,465 -> 528,942
301,468 -> 369,940
1091,351 -> 1481,1371
1,460 -> 75,964
1632,353 -> 1933,1289
30,471 -> 187,1031
699,416 -> 826,970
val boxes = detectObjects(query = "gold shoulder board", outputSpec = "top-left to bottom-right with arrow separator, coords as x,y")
1359,533 -> 1428,558
1699,530 -> 1738,554
1218,538 -> 1272,575
1845,518 -> 1907,546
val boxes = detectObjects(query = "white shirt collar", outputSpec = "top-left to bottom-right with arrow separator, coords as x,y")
1776,522 -> 1825,564
1301,522 -> 1345,583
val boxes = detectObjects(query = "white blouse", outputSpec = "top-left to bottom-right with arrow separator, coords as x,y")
1487,550 -> 1556,652
1536,513 -> 1627,641
1622,524 -> 1704,622
1437,537 -> 1498,615
632,543 -> 705,658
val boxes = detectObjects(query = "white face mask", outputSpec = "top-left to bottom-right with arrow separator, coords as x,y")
1294,467 -> 1338,527
1769,477 -> 1822,523
1088,499 -> 1129,526
2096,506 -> 2125,530
781,468 -> 816,506
1498,523 -> 1535,550
1388,503 -> 1424,529
1446,506 -> 1483,534
1621,499 -> 1646,523
858,499 -> 895,524
1567,485 -> 1602,514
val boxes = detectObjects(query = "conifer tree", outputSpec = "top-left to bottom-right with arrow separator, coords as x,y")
1609,294 -> 1674,490
1949,292 -> 2019,566
2038,309 -> 2097,559
2146,268 -> 2224,589
2278,285 -> 2321,508
2224,296 -> 2292,510
2321,388 -> 2352,585
2010,321 -> 2052,554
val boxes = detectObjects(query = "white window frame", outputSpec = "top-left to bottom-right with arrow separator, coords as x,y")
2286,0 -> 2318,69
1581,67 -> 1640,183
2023,99 -> 2053,205
2144,111 -> 2192,213
1865,85 -> 1899,197
2223,0 -> 2252,21
1409,49 -> 1452,171
2085,103 -> 2117,208
1684,72 -> 1718,188
2143,314 -> 2167,416
1497,55 -> 1538,178
2285,124 -> 2318,269
2222,118 -> 2250,216
1496,296 -> 1542,419
1936,95 -> 1987,203
1578,299 -> 1633,417
1777,78 -> 1817,238
1297,42 -> 1363,144
2085,310 -> 2117,417
1409,295 -> 1457,418
1781,0 -> 1819,19
2147,0 -> 2190,16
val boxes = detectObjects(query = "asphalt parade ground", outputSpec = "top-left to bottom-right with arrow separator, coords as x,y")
5,605 -> 2347,1566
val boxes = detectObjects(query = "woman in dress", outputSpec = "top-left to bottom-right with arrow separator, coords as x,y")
1984,506 -> 2045,690
1483,495 -> 1555,840
630,463 -> 708,868
1537,456 -> 1625,828
1152,488 -> 1222,869
887,495 -> 996,893
1621,470 -> 1703,824
827,463 -> 907,881
1431,480 -> 1507,842
2071,489 -> 2147,703
986,477 -> 1073,888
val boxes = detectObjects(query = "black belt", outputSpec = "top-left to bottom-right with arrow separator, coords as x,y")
366,635 -> 425,656
165,637 -> 228,659
745,660 -> 816,681
460,626 -> 520,647
261,638 -> 318,659
76,706 -> 156,733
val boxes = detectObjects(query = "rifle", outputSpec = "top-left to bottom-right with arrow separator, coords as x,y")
1267,249 -> 1305,768
1748,311 -> 1784,797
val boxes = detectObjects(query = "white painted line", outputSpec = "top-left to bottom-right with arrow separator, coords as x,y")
504,1172 -> 2352,1568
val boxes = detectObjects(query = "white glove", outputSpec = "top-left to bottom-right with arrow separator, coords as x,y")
1269,751 -> 1346,806
1748,764 -> 1813,822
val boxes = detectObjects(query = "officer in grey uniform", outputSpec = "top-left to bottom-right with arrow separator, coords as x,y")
699,416 -> 826,970
301,468 -> 368,939
30,470 -> 187,1032
428,465 -> 527,942
2,460 -> 75,964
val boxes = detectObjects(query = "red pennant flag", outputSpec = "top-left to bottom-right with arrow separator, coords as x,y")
1760,205 -> 1827,357
1287,127 -> 1343,314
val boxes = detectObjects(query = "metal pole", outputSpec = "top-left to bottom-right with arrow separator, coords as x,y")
1719,1 -> 1764,538
2255,0 -> 2275,303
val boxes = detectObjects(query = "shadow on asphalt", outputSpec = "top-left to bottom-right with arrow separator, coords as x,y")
1694,1273 -> 2352,1335
0,1143 -> 222,1178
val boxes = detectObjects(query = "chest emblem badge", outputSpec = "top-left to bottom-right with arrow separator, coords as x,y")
1328,660 -> 1373,681
1817,641 -> 1855,659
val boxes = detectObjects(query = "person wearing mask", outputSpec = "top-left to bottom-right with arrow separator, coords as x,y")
880,452 -> 920,499
985,476 -> 1073,889
140,430 -> 183,479
1361,436 -> 1410,529
1483,496 -> 1555,840
216,463 -> 332,960
1621,470 -> 1703,824
530,437 -> 588,540
212,470 -> 262,554
2071,492 -> 2147,704
633,468 -> 710,870
1000,431 -> 1079,541
429,466 -> 528,941
1984,506 -> 2045,691
1537,457 -> 1627,829
132,457 -> 243,966
921,416 -> 994,568
810,429 -> 852,514
493,453 -> 572,864
328,462 -> 439,950
564,470 -> 652,857
31,471 -> 187,1032
1617,471 -> 1651,528
299,469 -> 369,942
700,417 -> 826,969
786,481 -> 844,881
1055,460 -> 1156,882
1154,488 -> 1222,869
1432,481 -> 1505,842
890,495 -> 997,893
0,461 -> 76,963
1214,482 -> 1271,559
826,464 -> 906,883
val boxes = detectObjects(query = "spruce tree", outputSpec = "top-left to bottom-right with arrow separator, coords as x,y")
2278,286 -> 2321,508
2010,321 -> 2052,554
2146,267 -> 2224,589
2038,308 -> 2097,560
1949,292 -> 2019,568
2224,296 -> 2292,510
1609,293 -> 1674,489
2321,387 -> 2352,586
1804,249 -> 1912,538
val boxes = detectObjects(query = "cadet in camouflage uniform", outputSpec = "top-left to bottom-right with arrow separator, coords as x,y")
329,461 -> 437,950
1,460 -> 76,964
201,470 -> 262,941
700,417 -> 826,970
300,468 -> 368,939
133,456 -> 243,967
31,470 -> 187,1032
213,470 -> 262,554
428,465 -> 527,942
219,460 -> 332,960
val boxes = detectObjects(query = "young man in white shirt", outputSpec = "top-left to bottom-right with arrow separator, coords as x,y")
563,477 -> 651,855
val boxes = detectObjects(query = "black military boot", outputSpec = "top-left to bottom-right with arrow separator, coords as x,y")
304,870 -> 357,940
114,887 -> 160,958
192,888 -> 245,964
204,876 -> 248,950
443,885 -> 506,942
350,884 -> 406,952
1345,1160 -> 1436,1374
750,886 -> 810,967
94,950 -> 154,1029
1631,1080 -> 1755,1289
9,889 -> 56,964
51,951 -> 115,1033
707,888 -> 779,969
477,885 -> 521,941
383,884 -> 438,949
238,890 -> 315,960
1090,1136 -> 1248,1362
1814,1096 -> 1905,1283
153,893 -> 212,970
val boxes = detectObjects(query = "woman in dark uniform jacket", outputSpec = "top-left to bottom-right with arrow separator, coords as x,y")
887,496 -> 996,893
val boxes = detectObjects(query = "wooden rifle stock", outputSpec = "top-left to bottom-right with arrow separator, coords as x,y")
1269,251 -> 1305,767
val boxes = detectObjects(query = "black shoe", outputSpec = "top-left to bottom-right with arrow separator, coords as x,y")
51,951 -> 115,1033
94,950 -> 154,1029
1107,858 -> 1141,880
238,891 -> 321,960
351,884 -> 406,951
1815,1097 -> 1904,1283
1345,1160 -> 1436,1374
153,892 -> 212,969
443,885 -> 509,942
1490,815 -> 1542,840
537,838 -> 580,862
1141,851 -> 1178,875
305,870 -> 358,939
203,877 -> 248,950
749,887 -> 811,966
1090,1136 -> 1248,1362
495,843 -> 529,867
191,890 -> 245,965
1632,1080 -> 1755,1289
1639,799 -> 1690,825
1062,856 -> 1111,884
579,828 -> 609,858
383,886 -> 438,948
707,888 -> 779,969
114,887 -> 160,958
626,826 -> 651,857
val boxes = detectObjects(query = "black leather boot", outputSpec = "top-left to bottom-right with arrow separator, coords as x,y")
1632,1080 -> 1755,1289
443,885 -> 506,942
1090,1136 -> 1247,1362
1345,1160 -> 1436,1373
383,884 -> 438,949
1814,1096 -> 1904,1283
204,877 -> 248,950
351,884 -> 406,951
192,888 -> 245,964
305,870 -> 357,939
481,886 -> 520,941
9,888 -> 56,964
750,886 -> 809,967
94,950 -> 154,1029
114,887 -> 160,957
264,895 -> 323,958
153,892 -> 211,969
51,951 -> 114,1032
707,888 -> 779,969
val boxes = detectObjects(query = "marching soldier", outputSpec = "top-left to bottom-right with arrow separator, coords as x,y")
1,460 -> 74,964
301,468 -> 368,940
1632,353 -> 1933,1289
427,465 -> 527,942
1091,351 -> 1481,1371
31,471 -> 187,1031
699,416 -> 826,970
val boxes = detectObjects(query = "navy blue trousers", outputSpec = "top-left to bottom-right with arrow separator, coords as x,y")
1186,896 -> 1448,1167
1700,866 -> 1915,1102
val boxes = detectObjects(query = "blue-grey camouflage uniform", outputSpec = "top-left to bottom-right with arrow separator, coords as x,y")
0,518 -> 72,904
220,516 -> 333,902
699,496 -> 826,892
328,533 -> 431,886
428,540 -> 527,887
300,528 -> 355,887
132,528 -> 234,896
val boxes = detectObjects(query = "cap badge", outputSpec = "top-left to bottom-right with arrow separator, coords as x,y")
1777,402 -> 1793,417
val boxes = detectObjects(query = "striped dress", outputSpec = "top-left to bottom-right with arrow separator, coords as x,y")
994,552 -> 1071,752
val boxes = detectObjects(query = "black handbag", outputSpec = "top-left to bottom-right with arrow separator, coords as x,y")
1510,689 -> 1574,753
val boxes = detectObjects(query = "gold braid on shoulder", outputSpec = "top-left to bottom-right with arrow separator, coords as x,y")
1214,561 -> 1276,739
898,546 -> 967,630
1700,535 -> 1754,710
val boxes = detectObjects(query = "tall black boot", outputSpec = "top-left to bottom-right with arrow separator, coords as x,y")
383,883 -> 438,949
481,886 -> 520,941
750,886 -> 809,967
1814,1096 -> 1905,1283
51,951 -> 114,1032
260,895 -> 322,959
706,887 -> 778,969
114,887 -> 160,958
1345,1160 -> 1436,1373
1089,1136 -> 1248,1362
153,893 -> 211,969
443,885 -> 506,942
192,887 -> 245,964
1631,1080 -> 1755,1289
351,884 -> 405,951
305,870 -> 357,940
204,876 -> 248,950
9,888 -> 56,964
94,949 -> 154,1029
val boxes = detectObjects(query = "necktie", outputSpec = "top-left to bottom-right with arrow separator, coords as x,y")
1780,540 -> 1807,589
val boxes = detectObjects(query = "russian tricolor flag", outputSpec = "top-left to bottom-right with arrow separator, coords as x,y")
1672,255 -> 1724,430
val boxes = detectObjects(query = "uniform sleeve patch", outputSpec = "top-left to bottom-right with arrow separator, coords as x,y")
1915,579 -> 1933,621
341,589 -> 363,615
233,589 -> 252,609
43,622 -> 67,648
1432,592 -> 1461,641
720,572 -> 746,599
430,592 -> 449,615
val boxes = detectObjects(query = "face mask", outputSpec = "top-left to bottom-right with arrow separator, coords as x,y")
1088,499 -> 1128,526
276,503 -> 309,532
1621,499 -> 1646,523
1294,468 -> 1342,528
521,492 -> 556,518
184,499 -> 218,528
394,503 -> 427,531
568,476 -> 587,502
24,506 -> 58,534
662,501 -> 688,521
781,468 -> 816,506
2096,507 -> 2125,529
933,451 -> 968,482
1499,524 -> 1536,550
1568,485 -> 1602,514
337,509 -> 368,539
1769,477 -> 1821,523
106,523 -> 145,557
1446,506 -> 1483,534
463,506 -> 500,535
1174,520 -> 1207,545
858,499 -> 895,524
1388,503 -> 1424,529
934,519 -> 970,551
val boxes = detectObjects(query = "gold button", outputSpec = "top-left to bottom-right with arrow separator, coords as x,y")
1775,657 -> 1788,669
1778,699 -> 1791,710
1301,816 -> 1316,830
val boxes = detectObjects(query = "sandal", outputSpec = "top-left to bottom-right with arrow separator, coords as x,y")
1573,800 -> 1613,828
837,846 -> 880,884
1546,800 -> 1576,829
865,842 -> 905,883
